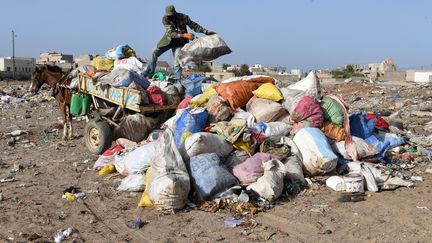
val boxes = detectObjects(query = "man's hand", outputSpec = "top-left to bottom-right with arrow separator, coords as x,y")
182,33 -> 194,39
205,30 -> 216,35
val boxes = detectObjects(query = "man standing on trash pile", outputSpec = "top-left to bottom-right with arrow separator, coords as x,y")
143,5 -> 215,80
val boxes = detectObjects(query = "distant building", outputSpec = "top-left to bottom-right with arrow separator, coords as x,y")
249,64 -> 265,74
368,59 -> 397,74
290,69 -> 303,79
206,61 -> 223,72
226,65 -> 240,72
156,61 -> 172,73
0,57 -> 36,73
204,71 -> 235,81
0,57 -> 36,79
74,54 -> 95,67
38,52 -> 73,64
37,52 -> 74,71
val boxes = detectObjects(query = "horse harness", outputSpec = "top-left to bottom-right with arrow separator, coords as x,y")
51,71 -> 72,97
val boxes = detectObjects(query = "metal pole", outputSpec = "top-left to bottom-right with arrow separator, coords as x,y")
12,30 -> 16,80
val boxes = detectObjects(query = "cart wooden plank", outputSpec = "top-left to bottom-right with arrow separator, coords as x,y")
77,75 -> 176,113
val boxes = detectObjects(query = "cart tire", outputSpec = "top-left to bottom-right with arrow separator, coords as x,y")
84,119 -> 112,155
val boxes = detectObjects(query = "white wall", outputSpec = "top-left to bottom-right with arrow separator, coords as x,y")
0,57 -> 35,73
414,71 -> 432,83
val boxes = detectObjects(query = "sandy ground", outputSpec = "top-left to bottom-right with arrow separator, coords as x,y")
0,80 -> 431,242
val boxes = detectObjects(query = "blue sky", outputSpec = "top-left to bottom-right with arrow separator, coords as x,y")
1,0 -> 431,70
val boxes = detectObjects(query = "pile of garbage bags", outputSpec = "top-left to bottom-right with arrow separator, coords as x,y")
94,70 -> 419,213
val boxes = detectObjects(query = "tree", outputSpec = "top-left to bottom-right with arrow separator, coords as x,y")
345,64 -> 354,73
234,64 -> 252,76
331,65 -> 364,79
191,62 -> 211,72
222,63 -> 230,70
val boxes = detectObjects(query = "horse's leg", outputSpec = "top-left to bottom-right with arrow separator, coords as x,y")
60,103 -> 68,140
67,106 -> 73,140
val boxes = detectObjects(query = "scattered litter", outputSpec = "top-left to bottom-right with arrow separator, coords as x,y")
0,177 -> 16,183
410,176 -> 424,182
224,219 -> 244,228
128,219 -> 147,229
53,228 -> 73,243
310,204 -> 328,214
416,206 -> 430,211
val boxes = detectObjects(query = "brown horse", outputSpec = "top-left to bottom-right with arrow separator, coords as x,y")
30,66 -> 74,140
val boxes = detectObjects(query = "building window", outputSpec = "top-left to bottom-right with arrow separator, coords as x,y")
14,67 -> 17,71
7,67 -> 11,71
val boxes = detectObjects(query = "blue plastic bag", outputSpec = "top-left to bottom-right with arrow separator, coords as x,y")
349,112 -> 376,139
174,108 -> 208,147
365,135 -> 390,159
375,131 -> 405,149
190,153 -> 238,200
181,75 -> 207,97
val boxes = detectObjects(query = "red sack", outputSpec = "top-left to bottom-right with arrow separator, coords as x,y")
365,114 -> 389,131
291,96 -> 324,133
177,96 -> 192,109
146,86 -> 165,106
214,77 -> 275,111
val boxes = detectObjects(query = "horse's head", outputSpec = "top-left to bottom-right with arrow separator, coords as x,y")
29,67 -> 44,95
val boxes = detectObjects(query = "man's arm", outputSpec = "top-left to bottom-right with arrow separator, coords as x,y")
163,16 -> 182,39
186,16 -> 210,34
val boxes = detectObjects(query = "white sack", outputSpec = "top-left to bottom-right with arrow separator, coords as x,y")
293,127 -> 338,176
148,129 -> 190,212
232,109 -> 255,127
114,141 -> 159,175
247,160 -> 285,201
180,132 -> 233,161
117,174 -> 146,192
264,122 -> 291,142
176,34 -> 232,66
287,71 -> 321,99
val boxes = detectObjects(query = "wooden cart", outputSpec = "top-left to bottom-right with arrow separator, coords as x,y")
77,74 -> 177,154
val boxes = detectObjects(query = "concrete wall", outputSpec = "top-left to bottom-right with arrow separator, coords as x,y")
0,71 -> 31,80
205,72 -> 235,81
382,71 -> 406,82
0,57 -> 36,73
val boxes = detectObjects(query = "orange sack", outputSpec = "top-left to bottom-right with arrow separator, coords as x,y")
214,77 -> 275,112
321,121 -> 346,142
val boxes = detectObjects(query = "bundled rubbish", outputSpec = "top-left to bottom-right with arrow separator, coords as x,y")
139,129 -> 190,212
98,69 -> 149,89
90,56 -> 114,71
88,67 -> 427,216
189,153 -> 238,200
174,108 -> 208,147
113,57 -> 145,74
105,44 -> 136,60
176,34 -> 232,66
246,159 -> 285,201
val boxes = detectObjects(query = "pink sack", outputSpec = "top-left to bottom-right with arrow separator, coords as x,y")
146,86 -> 165,106
232,153 -> 278,186
291,96 -> 324,133
178,97 -> 192,109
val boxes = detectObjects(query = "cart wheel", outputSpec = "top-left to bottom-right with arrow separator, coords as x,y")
84,119 -> 112,155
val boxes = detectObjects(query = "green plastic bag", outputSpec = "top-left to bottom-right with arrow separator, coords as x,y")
152,71 -> 167,81
71,93 -> 90,116
319,97 -> 344,127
